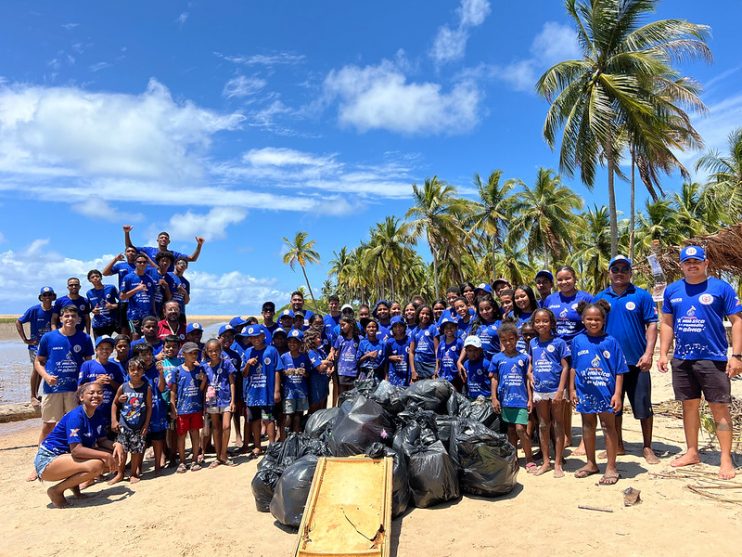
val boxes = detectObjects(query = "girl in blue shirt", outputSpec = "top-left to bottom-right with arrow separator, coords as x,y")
544,266 -> 594,342
385,317 -> 412,387
358,318 -> 385,382
305,329 -> 333,413
570,300 -> 627,485
330,317 -> 360,400
280,330 -> 311,438
513,285 -> 539,352
409,306 -> 438,380
436,318 -> 464,389
529,308 -> 570,477
204,339 -> 237,467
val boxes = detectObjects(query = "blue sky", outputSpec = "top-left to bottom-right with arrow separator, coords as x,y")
1,0 -> 740,315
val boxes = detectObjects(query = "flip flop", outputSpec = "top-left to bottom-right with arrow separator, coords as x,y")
176,463 -> 187,474
208,460 -> 221,470
220,458 -> 237,467
598,473 -> 620,486
574,468 -> 599,479
525,462 -> 538,473
190,463 -> 202,472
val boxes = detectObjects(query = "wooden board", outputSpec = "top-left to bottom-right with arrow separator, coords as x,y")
295,456 -> 393,557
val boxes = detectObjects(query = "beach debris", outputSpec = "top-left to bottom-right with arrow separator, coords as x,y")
578,505 -> 613,513
623,487 -> 641,506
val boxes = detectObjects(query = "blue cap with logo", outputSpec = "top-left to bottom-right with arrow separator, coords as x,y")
95,335 -> 115,348
186,322 -> 203,334
38,286 -> 57,300
390,316 -> 405,328
279,309 -> 295,320
218,324 -> 234,337
608,255 -> 632,269
288,329 -> 304,341
229,316 -> 247,328
240,324 -> 265,338
438,316 -> 458,333
474,282 -> 493,294
680,245 -> 706,262
535,269 -> 554,282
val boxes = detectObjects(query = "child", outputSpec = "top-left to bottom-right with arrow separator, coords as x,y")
278,309 -> 294,331
390,301 -> 402,317
490,322 -> 535,471
385,316 -> 412,387
358,318 -> 385,382
409,306 -> 438,380
305,329 -> 333,413
204,339 -> 237,467
271,327 -> 289,355
432,299 -> 447,323
77,336 -> 125,435
242,325 -> 283,459
499,289 -> 515,317
113,334 -> 131,368
403,303 -> 417,331
436,318 -> 463,389
130,316 -> 164,357
219,325 -> 245,453
519,322 -> 537,354
462,336 -> 491,400
453,297 -> 475,338
530,308 -> 570,477
330,316 -> 360,399
109,359 -> 152,484
280,330 -> 311,437
570,300 -> 627,485
170,342 -> 207,473
160,335 -> 183,465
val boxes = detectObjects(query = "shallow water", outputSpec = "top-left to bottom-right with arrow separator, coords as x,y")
0,341 -> 33,405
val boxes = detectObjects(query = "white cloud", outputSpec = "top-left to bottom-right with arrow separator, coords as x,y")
167,206 -> 247,241
187,269 -> 290,315
176,12 -> 189,25
323,60 -> 480,134
242,147 -> 335,168
89,62 -> 111,72
677,93 -> 742,169
215,52 -> 305,66
430,0 -> 491,65
222,75 -> 267,99
72,196 -> 143,222
61,23 -> 79,31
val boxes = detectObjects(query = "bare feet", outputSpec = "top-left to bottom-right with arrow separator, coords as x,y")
574,464 -> 600,478
553,467 -> 565,478
130,475 -> 141,484
643,447 -> 660,465
532,462 -> 552,476
107,473 -> 124,486
671,451 -> 701,468
26,470 -> 38,482
71,487 -> 90,499
718,460 -> 737,480
598,448 -> 625,459
47,487 -> 69,508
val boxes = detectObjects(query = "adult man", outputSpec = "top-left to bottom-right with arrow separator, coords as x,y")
157,300 -> 186,341
534,270 -> 554,307
594,255 -> 659,464
102,246 -> 138,333
17,286 -> 56,404
123,225 -> 204,273
289,291 -> 314,328
261,301 -> 279,336
147,251 -> 175,318
658,245 -> 742,480
492,278 -> 512,299
169,256 -> 191,319
120,253 -> 157,338
51,277 -> 91,334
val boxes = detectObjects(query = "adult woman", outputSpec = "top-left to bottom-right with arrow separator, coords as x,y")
34,382 -> 119,508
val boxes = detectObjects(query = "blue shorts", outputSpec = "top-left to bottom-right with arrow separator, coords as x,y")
34,445 -> 61,478
414,359 -> 436,379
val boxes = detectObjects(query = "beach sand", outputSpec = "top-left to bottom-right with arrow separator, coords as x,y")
1,318 -> 740,556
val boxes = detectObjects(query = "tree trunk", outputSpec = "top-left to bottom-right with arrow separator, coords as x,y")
629,146 -> 636,261
431,247 -> 440,299
606,139 -> 619,258
300,265 -> 316,307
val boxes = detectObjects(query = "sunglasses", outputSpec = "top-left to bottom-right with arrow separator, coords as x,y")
610,266 -> 631,273
68,284 -> 80,288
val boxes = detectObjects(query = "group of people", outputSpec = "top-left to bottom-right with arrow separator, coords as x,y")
15,225 -> 741,507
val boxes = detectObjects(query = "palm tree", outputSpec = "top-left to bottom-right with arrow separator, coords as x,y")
571,205 -> 612,292
696,128 -> 742,222
467,170 -> 520,249
406,176 -> 469,297
366,216 -> 414,300
508,168 -> 583,266
635,198 -> 683,252
282,231 -> 320,305
537,0 -> 711,257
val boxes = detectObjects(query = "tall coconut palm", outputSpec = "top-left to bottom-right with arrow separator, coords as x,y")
696,128 -> 742,222
467,170 -> 520,249
571,205 -> 612,292
508,168 -> 583,266
406,176 -> 469,297
537,0 -> 711,257
282,231 -> 320,305
635,198 -> 683,251
366,216 -> 414,300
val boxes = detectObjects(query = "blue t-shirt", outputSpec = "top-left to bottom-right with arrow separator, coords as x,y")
53,296 -> 90,332
40,405 -> 105,455
473,321 -> 500,359
323,314 -> 341,343
205,358 -> 237,407
78,359 -> 125,426
465,356 -> 492,399
120,381 -> 150,430
308,347 -> 331,404
456,316 -> 475,339
18,304 -> 53,351
143,366 -> 168,432
86,285 -> 119,329
280,352 -> 311,400
37,330 -> 94,394
411,324 -> 437,364
530,337 -> 570,393
490,352 -> 530,408
111,260 -> 135,292
437,337 -> 463,382
130,338 -> 164,358
135,246 -> 187,273
662,277 -> 742,361
169,272 -> 190,313
174,364 -> 205,415
595,284 -> 658,365
333,335 -> 360,378
244,345 -> 284,407
385,335 -> 412,387
146,268 -> 176,311
544,290 -> 594,342
122,272 -> 157,320
358,337 -> 385,372
514,313 -> 533,353
571,333 -> 628,414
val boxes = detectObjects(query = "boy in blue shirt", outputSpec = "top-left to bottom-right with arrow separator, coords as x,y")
102,246 -> 138,334
120,254 -> 157,338
77,336 -> 125,433
123,224 -> 204,272
86,269 -> 119,337
17,286 -> 56,404
147,251 -> 176,318
461,336 -> 491,400
280,329 -> 311,438
385,316 -> 412,387
170,342 -> 207,473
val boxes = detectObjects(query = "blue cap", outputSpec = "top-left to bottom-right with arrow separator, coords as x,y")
278,309 -> 295,319
474,282 -> 492,294
240,324 -> 265,338
608,255 -> 632,269
271,327 -> 287,337
95,335 -> 115,348
287,329 -> 304,341
229,316 -> 247,328
390,316 -> 405,328
218,324 -> 234,337
438,316 -> 458,333
680,245 -> 706,262
38,286 -> 56,300
535,269 -> 554,282
185,322 -> 203,334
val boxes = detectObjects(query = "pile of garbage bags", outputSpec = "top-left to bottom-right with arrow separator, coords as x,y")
251,379 -> 519,527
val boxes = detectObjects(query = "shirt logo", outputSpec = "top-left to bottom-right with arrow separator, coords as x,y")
263,357 -> 271,365
625,301 -> 636,311
686,305 -> 697,318
603,350 -> 611,359
571,303 -> 578,310
69,428 -> 80,437
699,294 -> 714,306
559,308 -> 569,318
424,331 -> 430,336
518,359 -> 524,366
73,344 -> 82,353
591,355 -> 601,367
546,344 -> 555,353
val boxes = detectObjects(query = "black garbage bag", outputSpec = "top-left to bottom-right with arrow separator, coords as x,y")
434,415 -> 460,449
393,404 -> 438,457
459,397 -> 499,430
304,407 -> 341,438
446,390 -> 471,416
453,419 -> 519,497
407,440 -> 460,508
405,379 -> 453,412
299,436 -> 330,457
251,460 -> 282,512
269,455 -> 319,528
371,380 -> 407,415
366,442 -> 411,518
328,395 -> 395,457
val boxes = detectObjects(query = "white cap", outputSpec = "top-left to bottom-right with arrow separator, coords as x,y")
463,335 -> 482,349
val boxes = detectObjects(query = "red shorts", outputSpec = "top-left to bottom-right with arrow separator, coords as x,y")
176,412 -> 204,436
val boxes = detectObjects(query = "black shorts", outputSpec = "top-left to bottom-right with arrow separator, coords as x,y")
118,303 -> 129,331
247,404 -> 280,421
619,365 -> 653,420
671,359 -> 731,404
93,325 -> 117,338
146,429 -> 167,442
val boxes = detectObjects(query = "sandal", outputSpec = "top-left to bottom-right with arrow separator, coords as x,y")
220,458 -> 237,467
176,463 -> 187,474
245,450 -> 263,461
208,460 -> 221,470
598,473 -> 620,486
575,467 -> 599,479
190,463 -> 202,472
525,462 -> 538,473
